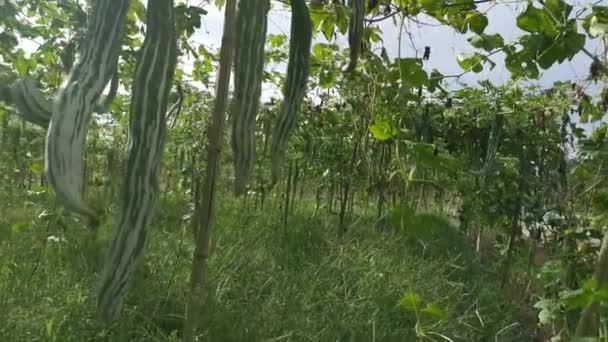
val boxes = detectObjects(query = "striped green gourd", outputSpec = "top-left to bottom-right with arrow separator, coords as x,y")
270,0 -> 312,185
97,0 -> 177,323
345,0 -> 364,72
230,0 -> 270,195
483,113 -> 503,170
9,76 -> 52,128
473,112 -> 503,177
45,0 -> 129,219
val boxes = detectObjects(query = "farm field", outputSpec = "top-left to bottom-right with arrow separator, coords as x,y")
2,0 -> 608,341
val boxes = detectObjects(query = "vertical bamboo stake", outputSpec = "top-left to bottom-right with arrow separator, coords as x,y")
283,160 -> 293,233
183,1 -> 236,340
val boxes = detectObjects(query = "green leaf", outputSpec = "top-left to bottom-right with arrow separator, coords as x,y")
584,7 -> 608,37
559,288 -> 593,309
334,4 -> 349,34
428,69 -> 443,93
380,47 -> 390,65
420,0 -> 441,12
465,11 -> 488,34
11,221 -> 28,233
545,0 -> 572,22
562,31 -> 586,59
593,283 -> 608,301
589,15 -> 608,37
421,303 -> 446,321
30,162 -> 43,174
533,299 -> 560,325
406,141 -> 462,172
319,69 -> 337,88
579,96 -> 603,123
369,119 -> 398,141
468,34 -> 504,52
321,13 -> 336,41
517,5 -> 557,35
267,34 -> 286,48
310,7 -> 328,33
457,54 -> 483,73
0,32 -> 18,51
14,50 -> 29,75
398,291 -> 421,311
397,58 -> 428,88
504,46 -> 539,79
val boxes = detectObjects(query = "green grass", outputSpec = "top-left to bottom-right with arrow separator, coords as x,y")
1,191 -> 532,341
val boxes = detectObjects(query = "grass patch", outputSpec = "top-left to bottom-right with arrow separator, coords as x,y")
1,194 -> 531,341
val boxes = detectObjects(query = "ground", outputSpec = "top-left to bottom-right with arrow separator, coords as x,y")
1,191 -> 535,341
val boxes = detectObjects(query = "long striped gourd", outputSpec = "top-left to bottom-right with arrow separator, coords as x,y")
483,113 -> 503,170
473,113 -> 503,177
2,71 -> 119,129
97,0 -> 177,323
9,76 -> 52,128
270,0 -> 312,185
44,0 -> 129,219
345,0 -> 364,72
230,0 -> 270,195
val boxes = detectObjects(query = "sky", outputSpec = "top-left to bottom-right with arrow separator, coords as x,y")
193,1 -> 602,89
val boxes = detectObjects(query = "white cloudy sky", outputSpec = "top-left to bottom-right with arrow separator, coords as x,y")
193,0 -> 603,89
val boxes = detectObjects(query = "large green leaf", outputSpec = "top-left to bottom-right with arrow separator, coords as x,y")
544,0 -> 572,22
504,46 -> 539,79
517,5 -> 557,35
465,11 -> 488,34
468,33 -> 504,52
405,140 -> 462,172
397,58 -> 428,88
369,118 -> 398,141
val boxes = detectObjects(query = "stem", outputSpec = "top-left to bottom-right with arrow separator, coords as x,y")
575,231 -> 608,337
182,0 -> 236,340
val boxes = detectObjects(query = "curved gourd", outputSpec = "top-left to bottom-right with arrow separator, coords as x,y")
45,0 -> 129,219
9,76 -> 52,128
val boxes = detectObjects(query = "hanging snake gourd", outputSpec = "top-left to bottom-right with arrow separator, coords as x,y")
345,0 -> 364,72
45,0 -> 129,219
97,0 -> 177,323
270,0 -> 313,186
9,76 -> 52,128
472,112 -> 503,177
4,70 -> 119,129
230,0 -> 270,195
